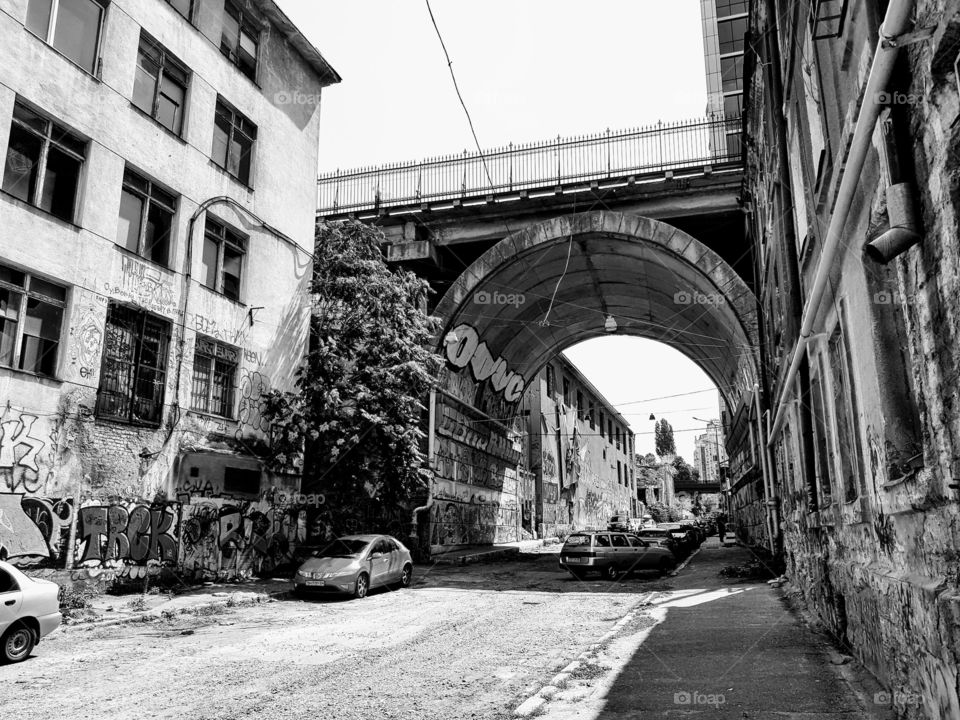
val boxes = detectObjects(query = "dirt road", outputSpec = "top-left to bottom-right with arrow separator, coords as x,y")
1,552 -> 671,720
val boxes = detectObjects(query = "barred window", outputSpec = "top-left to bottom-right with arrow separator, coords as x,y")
96,304 -> 171,425
190,336 -> 238,418
0,262 -> 66,376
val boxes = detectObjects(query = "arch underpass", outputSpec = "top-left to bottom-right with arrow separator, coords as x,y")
426,210 -> 759,549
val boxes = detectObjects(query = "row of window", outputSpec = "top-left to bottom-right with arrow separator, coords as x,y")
3,99 -> 249,301
22,2 -> 260,188
27,0 -> 260,83
545,364 -> 634,454
0,260 -> 244,424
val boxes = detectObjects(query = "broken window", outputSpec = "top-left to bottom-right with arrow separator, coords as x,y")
809,357 -> 833,504
133,33 -> 190,136
190,335 -> 239,418
201,218 -> 246,301
117,167 -> 177,266
212,98 -> 257,186
0,263 -> 66,377
96,304 -> 171,425
3,101 -> 86,222
220,1 -> 259,81
26,0 -> 105,74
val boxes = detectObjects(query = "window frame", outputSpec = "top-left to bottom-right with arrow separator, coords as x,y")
190,335 -> 239,419
212,98 -> 257,187
117,167 -> 177,267
25,0 -> 106,75
2,100 -> 86,223
202,218 -> 246,301
96,304 -> 172,427
220,0 -> 260,82
0,263 -> 67,378
164,0 -> 193,21
133,32 -> 190,136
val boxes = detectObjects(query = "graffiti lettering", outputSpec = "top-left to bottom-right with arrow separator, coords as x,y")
78,504 -> 178,565
444,324 -> 526,403
0,415 -> 46,473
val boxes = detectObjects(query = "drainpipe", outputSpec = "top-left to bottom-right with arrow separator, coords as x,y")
864,182 -> 921,263
754,384 -> 776,552
768,0 -> 917,445
409,388 -> 437,554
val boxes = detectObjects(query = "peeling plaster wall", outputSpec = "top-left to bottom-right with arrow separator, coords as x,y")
0,0 -> 328,581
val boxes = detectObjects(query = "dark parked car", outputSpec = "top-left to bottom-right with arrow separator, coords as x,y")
634,528 -> 682,557
559,531 -> 675,580
607,515 -> 631,532
658,523 -> 700,552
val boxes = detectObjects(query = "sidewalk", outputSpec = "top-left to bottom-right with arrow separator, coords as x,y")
594,537 -> 891,719
65,577 -> 292,628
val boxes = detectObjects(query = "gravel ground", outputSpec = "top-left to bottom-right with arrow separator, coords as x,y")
1,553 -> 671,720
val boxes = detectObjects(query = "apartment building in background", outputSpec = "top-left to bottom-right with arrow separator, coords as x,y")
0,0 -> 339,582
693,419 -> 726,484
700,0 -> 747,156
521,354 -> 637,537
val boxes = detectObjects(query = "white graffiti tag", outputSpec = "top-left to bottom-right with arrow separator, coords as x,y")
0,415 -> 46,473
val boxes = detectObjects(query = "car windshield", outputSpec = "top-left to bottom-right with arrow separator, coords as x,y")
564,534 -> 592,547
315,539 -> 371,558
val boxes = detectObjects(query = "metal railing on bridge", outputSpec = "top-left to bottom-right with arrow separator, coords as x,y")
317,114 -> 742,215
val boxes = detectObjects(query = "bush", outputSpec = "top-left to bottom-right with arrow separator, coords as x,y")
647,502 -> 684,523
59,585 -> 97,610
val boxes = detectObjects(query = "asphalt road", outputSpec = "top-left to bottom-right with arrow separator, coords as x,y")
0,551 -> 671,720
1,543 -> 889,720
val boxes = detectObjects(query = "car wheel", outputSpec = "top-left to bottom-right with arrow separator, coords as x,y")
399,564 -> 413,589
354,572 -> 370,599
659,558 -> 675,576
603,564 -> 620,581
2,625 -> 35,664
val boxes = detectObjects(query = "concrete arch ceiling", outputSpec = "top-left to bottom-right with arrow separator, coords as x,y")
433,211 -> 760,412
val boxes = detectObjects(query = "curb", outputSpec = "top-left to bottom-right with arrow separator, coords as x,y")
65,588 -> 292,630
512,591 -> 656,717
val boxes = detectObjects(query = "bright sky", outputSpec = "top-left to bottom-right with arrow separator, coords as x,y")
276,0 -> 721,458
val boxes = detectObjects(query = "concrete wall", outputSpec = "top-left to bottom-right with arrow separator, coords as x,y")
0,0 -> 333,580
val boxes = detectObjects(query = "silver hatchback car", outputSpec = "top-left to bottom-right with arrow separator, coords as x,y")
293,535 -> 414,599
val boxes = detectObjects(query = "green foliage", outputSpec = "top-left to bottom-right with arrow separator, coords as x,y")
646,501 -> 684,523
263,220 -> 442,512
654,419 -> 676,457
672,455 -> 694,484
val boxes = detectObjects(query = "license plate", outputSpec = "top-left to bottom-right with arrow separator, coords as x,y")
305,580 -> 326,586
564,557 -> 584,564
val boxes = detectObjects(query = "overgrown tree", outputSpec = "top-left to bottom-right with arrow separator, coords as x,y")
263,220 -> 442,518
655,418 -> 676,457
672,455 -> 693,484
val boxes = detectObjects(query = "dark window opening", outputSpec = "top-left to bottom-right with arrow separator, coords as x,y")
212,98 -> 257,186
133,33 -> 189,136
223,466 -> 260,495
3,101 -> 85,222
220,1 -> 259,81
201,218 -> 246,301
117,167 -> 176,266
0,262 -> 65,376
